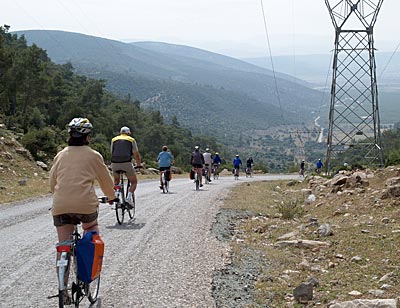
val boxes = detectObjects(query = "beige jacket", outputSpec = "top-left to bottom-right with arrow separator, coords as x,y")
50,146 -> 115,216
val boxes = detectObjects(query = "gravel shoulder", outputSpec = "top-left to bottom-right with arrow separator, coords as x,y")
0,174 -> 296,308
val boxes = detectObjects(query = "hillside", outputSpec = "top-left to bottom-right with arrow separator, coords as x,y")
15,30 -> 326,138
215,166 -> 400,306
0,125 -> 49,203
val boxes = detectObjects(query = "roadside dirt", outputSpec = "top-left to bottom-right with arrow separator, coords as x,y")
210,166 -> 400,307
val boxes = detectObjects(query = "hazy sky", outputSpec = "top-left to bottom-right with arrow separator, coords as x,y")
2,0 -> 399,58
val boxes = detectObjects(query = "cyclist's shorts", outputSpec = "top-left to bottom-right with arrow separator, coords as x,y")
192,164 -> 203,168
159,166 -> 170,171
111,162 -> 136,177
53,212 -> 98,227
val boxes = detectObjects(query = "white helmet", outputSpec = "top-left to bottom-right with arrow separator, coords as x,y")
67,118 -> 92,136
120,126 -> 131,134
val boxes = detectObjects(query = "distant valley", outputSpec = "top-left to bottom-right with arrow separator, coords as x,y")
243,52 -> 400,125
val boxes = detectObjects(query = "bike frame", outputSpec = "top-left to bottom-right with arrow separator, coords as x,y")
56,225 -> 100,307
193,167 -> 201,190
160,168 -> 170,193
213,164 -> 219,179
114,171 -> 134,224
234,166 -> 240,179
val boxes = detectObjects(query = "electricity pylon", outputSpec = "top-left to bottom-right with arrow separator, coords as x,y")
325,0 -> 384,172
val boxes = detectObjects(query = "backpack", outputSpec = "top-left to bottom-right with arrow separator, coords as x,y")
76,231 -> 104,283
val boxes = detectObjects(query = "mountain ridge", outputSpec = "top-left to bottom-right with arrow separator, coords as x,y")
15,30 -> 326,138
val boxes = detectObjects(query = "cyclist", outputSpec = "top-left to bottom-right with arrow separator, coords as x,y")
300,160 -> 306,177
203,148 -> 212,183
111,126 -> 142,207
50,118 -> 115,239
212,152 -> 222,175
233,154 -> 242,177
316,159 -> 323,174
246,156 -> 254,174
191,145 -> 205,187
50,118 -> 115,302
157,145 -> 174,189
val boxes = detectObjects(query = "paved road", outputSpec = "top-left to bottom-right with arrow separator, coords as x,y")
0,174 -> 297,308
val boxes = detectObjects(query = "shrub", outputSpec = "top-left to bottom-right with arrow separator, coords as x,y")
277,198 -> 304,220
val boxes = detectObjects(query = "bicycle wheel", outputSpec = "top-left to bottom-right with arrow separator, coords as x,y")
161,173 -> 167,194
59,258 -> 84,307
194,172 -> 199,190
127,198 -> 135,219
125,179 -> 135,219
57,251 -> 74,308
165,178 -> 169,193
163,174 -> 169,194
86,276 -> 100,304
214,167 -> 219,180
115,194 -> 124,225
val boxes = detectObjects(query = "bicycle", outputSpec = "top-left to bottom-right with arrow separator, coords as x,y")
204,167 -> 209,184
233,167 -> 240,180
213,164 -> 219,180
160,168 -> 170,194
193,167 -> 201,190
245,167 -> 253,178
113,170 -> 135,224
52,199 -> 108,308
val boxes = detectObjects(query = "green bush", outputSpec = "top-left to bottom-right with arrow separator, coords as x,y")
277,198 -> 304,220
21,128 -> 58,161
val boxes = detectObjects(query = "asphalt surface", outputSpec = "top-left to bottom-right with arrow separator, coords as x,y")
0,174 -> 297,308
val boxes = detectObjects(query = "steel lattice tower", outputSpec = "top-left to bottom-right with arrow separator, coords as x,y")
325,0 -> 384,171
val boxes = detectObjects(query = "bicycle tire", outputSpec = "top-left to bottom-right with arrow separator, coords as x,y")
86,276 -> 100,304
234,169 -> 239,180
214,169 -> 219,180
57,251 -> 74,308
163,175 -> 169,193
161,173 -> 167,194
125,179 -> 135,219
115,198 -> 124,225
165,179 -> 169,193
127,199 -> 135,219
194,171 -> 199,190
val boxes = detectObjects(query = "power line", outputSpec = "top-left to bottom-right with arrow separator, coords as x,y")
55,0 -> 116,60
378,41 -> 400,79
13,0 -> 70,56
291,0 -> 298,114
260,0 -> 284,122
317,49 -> 334,116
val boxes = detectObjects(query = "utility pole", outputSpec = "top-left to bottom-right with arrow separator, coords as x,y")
325,0 -> 384,172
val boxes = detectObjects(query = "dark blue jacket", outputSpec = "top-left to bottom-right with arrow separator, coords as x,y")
233,157 -> 242,167
213,155 -> 221,164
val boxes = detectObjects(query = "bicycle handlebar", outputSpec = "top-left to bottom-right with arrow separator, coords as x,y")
98,196 -> 119,204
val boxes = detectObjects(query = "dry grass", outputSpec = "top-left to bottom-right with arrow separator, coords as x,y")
0,156 -> 50,204
222,173 -> 400,307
